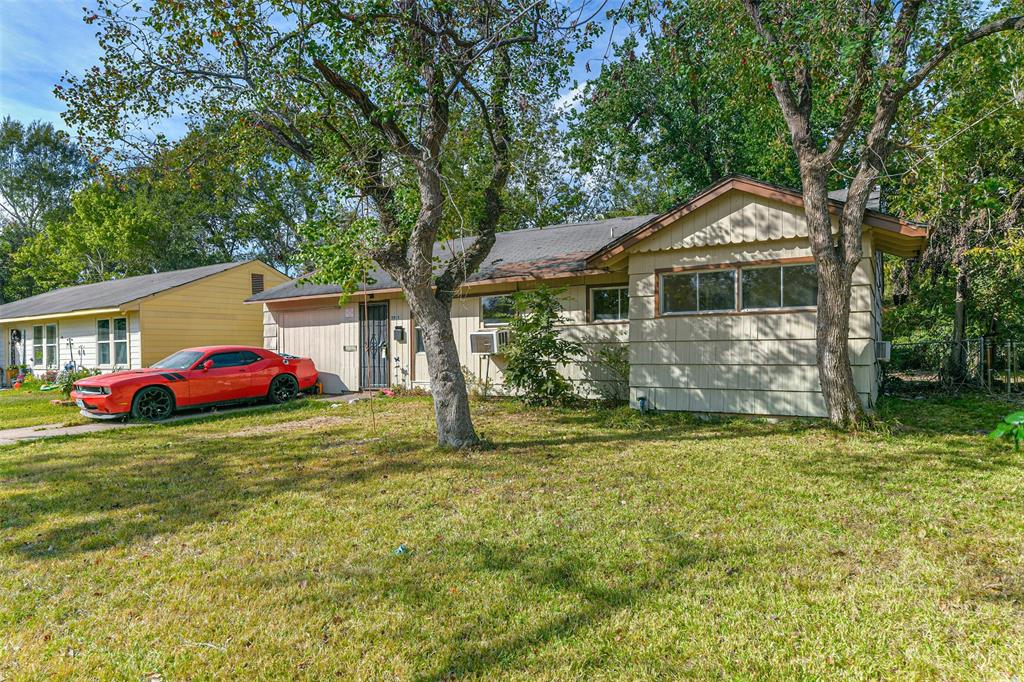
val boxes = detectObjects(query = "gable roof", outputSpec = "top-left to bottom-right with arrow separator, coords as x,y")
248,214 -> 656,303
587,175 -> 927,265
0,261 -> 255,322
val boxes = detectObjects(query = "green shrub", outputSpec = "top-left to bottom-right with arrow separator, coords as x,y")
55,367 -> 99,398
503,287 -> 582,406
990,411 -> 1024,451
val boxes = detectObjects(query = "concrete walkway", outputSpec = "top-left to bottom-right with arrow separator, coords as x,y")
0,401 -> 295,446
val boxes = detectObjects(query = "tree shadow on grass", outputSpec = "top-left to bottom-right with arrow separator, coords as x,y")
412,535 -> 733,681
0,421 -> 477,560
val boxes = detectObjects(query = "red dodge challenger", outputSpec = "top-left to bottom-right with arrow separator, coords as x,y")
71,346 -> 319,421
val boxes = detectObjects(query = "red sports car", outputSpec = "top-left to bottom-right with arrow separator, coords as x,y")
71,346 -> 319,421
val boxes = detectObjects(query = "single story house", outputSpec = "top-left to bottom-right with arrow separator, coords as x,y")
248,176 -> 927,417
0,260 -> 288,384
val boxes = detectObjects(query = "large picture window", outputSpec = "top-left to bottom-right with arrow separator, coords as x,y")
591,286 -> 629,321
741,263 -> 817,310
480,295 -> 515,327
661,270 -> 736,314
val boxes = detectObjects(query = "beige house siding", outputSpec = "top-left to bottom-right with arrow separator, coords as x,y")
623,195 -> 881,417
265,274 -> 630,396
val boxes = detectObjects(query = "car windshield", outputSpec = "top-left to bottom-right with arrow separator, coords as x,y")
152,350 -> 204,370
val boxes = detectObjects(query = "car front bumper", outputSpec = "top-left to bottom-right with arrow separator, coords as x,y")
70,390 -> 131,419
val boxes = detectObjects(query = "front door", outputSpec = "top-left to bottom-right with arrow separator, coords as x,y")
360,302 -> 390,389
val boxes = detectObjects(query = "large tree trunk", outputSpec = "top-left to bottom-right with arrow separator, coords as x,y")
405,286 -> 480,448
815,255 -> 867,426
800,167 -> 868,427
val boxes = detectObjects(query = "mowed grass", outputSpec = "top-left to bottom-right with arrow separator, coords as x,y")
1,395 -> 1022,680
0,389 -> 88,429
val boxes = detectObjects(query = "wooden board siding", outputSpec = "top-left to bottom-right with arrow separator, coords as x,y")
626,232 -> 879,418
137,262 -> 289,366
1,312 -> 142,373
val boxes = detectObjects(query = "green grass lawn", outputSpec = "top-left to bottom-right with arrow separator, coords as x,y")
0,388 -> 88,429
1,394 -> 1022,680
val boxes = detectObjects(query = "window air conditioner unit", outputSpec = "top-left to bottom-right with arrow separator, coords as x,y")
469,329 -> 510,355
876,340 -> 892,363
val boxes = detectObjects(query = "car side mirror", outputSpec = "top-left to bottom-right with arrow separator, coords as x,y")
201,360 -> 214,371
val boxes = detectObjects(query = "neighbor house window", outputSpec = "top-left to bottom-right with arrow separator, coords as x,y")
96,317 -> 129,365
661,270 -> 736,314
32,325 -> 43,365
113,317 -> 129,365
741,263 -> 818,310
45,323 -> 58,367
481,295 -> 515,327
97,319 -> 111,365
415,328 -> 425,354
591,286 -> 629,321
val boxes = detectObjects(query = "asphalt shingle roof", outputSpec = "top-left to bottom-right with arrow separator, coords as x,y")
249,215 -> 657,302
0,261 -> 250,321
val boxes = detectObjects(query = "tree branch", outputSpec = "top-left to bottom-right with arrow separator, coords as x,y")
311,57 -> 420,158
897,15 -> 1024,99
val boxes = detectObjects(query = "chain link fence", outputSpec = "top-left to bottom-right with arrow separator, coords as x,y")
885,338 -> 1023,395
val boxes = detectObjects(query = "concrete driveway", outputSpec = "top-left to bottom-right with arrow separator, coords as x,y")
0,401 -> 294,446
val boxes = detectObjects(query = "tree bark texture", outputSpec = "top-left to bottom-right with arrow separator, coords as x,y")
405,285 -> 480,448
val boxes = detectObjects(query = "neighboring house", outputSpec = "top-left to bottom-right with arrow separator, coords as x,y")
0,261 -> 289,384
248,176 -> 927,417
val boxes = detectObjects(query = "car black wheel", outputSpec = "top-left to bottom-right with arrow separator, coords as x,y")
269,374 -> 299,404
131,386 -> 175,421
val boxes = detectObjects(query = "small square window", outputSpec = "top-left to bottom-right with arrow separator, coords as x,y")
591,286 -> 629,321
481,295 -> 514,327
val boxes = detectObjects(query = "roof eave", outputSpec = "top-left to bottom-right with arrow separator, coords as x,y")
0,307 -> 127,325
249,266 -> 617,305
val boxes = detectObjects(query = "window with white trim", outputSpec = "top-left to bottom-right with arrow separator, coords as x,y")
590,286 -> 629,321
44,323 -> 58,367
113,317 -> 129,365
661,270 -> 736,314
32,325 -> 44,366
97,319 -> 111,365
740,263 -> 817,310
97,317 -> 129,366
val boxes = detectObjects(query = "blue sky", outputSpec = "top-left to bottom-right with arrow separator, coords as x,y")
0,0 -> 100,128
0,0 -> 614,133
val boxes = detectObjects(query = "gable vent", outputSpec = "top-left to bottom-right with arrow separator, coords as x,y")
251,273 -> 265,295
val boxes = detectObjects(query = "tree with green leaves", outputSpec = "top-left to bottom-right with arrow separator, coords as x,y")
14,123 -> 322,290
0,118 -> 91,301
60,0 -> 582,447
886,26 -> 1024,371
568,1 -> 799,214
722,0 -> 1024,426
